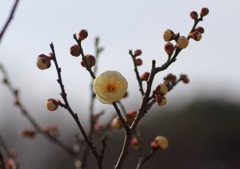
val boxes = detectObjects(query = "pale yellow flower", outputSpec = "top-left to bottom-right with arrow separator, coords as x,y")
93,71 -> 128,104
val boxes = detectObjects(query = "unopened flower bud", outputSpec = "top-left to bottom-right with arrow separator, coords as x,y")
164,73 -> 177,83
190,31 -> 202,41
155,95 -> 167,106
164,42 -> 174,55
46,98 -> 59,111
141,72 -> 150,81
135,58 -> 142,66
131,137 -> 143,148
70,44 -> 81,57
180,74 -> 189,84
133,49 -> 142,57
200,7 -> 209,17
111,117 -> 122,129
19,129 -> 36,138
190,11 -> 198,20
36,54 -> 51,70
155,136 -> 169,150
81,54 -> 96,68
177,36 -> 189,49
154,84 -> 168,95
163,29 -> 175,42
150,141 -> 159,150
78,29 -> 88,40
194,26 -> 204,34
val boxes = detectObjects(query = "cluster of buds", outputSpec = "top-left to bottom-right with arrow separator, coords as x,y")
163,73 -> 190,91
132,49 -> 143,66
69,29 -> 96,68
163,73 -> 177,90
189,8 -> 209,41
36,54 -> 52,70
163,29 -> 189,52
153,84 -> 168,106
42,125 -> 59,137
190,7 -> 209,20
150,136 -> 169,150
45,98 -> 60,111
19,129 -> 36,138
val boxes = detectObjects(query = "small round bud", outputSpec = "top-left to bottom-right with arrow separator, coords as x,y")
131,137 -> 143,148
190,11 -> 198,20
164,42 -> 174,55
81,54 -> 96,68
133,49 -> 142,57
180,74 -> 189,84
190,31 -> 202,41
164,73 -> 177,83
177,36 -> 189,49
19,129 -> 36,138
163,29 -> 175,42
78,29 -> 88,40
155,95 -> 167,106
36,54 -> 51,70
200,7 -> 209,17
155,84 -> 168,95
194,26 -> 204,34
141,72 -> 150,81
135,58 -> 142,66
155,136 -> 169,150
150,141 -> 159,150
70,44 -> 81,57
46,98 -> 59,111
111,117 -> 122,129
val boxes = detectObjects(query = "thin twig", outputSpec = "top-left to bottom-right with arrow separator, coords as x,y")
81,37 -> 104,168
135,150 -> 157,169
50,43 -> 105,169
0,0 -> 20,45
0,64 -> 75,157
129,50 -> 144,96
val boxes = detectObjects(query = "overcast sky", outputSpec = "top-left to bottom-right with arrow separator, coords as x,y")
1,0 -> 240,116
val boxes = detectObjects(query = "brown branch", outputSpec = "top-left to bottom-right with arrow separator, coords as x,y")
129,50 -> 144,96
0,0 -> 20,45
114,14 -> 206,169
50,43 -> 104,169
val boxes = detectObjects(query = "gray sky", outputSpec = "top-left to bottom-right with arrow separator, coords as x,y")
1,0 -> 240,115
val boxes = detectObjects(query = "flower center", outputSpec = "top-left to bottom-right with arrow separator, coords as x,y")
106,84 -> 116,93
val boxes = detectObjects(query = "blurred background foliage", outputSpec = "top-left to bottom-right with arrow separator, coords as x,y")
1,97 -> 240,169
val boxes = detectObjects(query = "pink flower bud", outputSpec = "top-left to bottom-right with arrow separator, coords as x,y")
164,42 -> 174,55
200,7 -> 209,17
135,58 -> 143,66
70,44 -> 81,57
78,29 -> 88,40
190,11 -> 198,20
